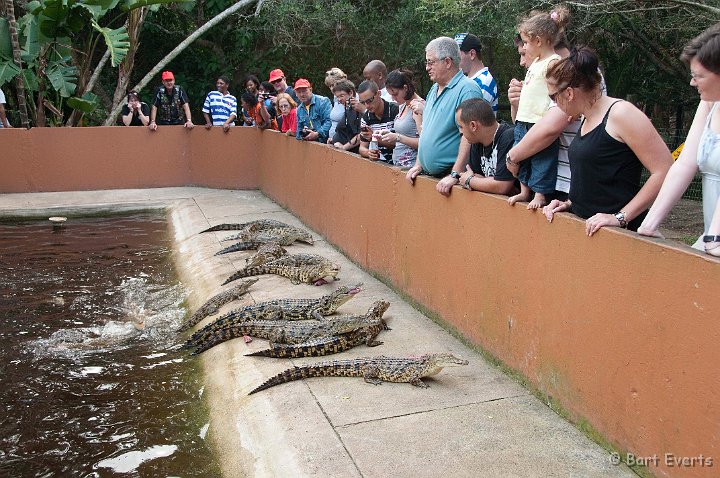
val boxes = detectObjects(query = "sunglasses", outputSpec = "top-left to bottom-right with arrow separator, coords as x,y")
360,95 -> 376,106
548,86 -> 568,102
271,78 -> 283,84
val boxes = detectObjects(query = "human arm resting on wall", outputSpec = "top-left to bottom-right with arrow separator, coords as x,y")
585,101 -> 673,237
638,101 -> 709,237
182,102 -> 194,129
149,105 -> 158,130
436,136 -> 471,196
0,104 -> 8,127
460,164 -> 516,195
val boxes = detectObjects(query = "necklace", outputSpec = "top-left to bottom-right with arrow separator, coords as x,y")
484,123 -> 501,156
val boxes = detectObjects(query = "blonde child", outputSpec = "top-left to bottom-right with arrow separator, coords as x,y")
507,6 -> 570,209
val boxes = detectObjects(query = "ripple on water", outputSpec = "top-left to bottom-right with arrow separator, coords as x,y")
0,214 -> 219,476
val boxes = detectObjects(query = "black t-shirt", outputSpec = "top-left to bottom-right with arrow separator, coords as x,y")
120,102 -> 150,126
361,99 -> 400,161
332,106 -> 362,152
468,122 -> 516,182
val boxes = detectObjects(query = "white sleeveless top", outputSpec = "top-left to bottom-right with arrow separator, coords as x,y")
693,102 -> 720,250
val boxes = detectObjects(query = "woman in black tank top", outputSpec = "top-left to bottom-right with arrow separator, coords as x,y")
540,47 -> 672,235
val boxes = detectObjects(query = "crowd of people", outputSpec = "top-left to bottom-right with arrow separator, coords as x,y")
37,7 -> 720,257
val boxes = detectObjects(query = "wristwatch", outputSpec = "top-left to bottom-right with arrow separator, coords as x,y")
450,171 -> 461,181
614,211 -> 628,228
464,174 -> 475,190
703,235 -> 720,242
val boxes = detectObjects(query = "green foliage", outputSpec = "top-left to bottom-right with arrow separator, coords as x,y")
0,18 -> 11,59
67,92 -> 99,112
0,60 -> 21,87
46,62 -> 78,97
92,20 -> 130,67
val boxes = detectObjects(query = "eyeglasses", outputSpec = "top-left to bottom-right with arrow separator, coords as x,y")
360,95 -> 376,106
425,57 -> 448,66
278,103 -> 291,109
548,86 -> 568,102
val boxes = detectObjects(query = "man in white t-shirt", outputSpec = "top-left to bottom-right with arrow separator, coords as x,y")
455,33 -> 498,115
0,88 -> 11,128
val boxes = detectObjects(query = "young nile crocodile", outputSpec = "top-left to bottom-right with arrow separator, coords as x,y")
246,300 -> 390,358
200,219 -> 290,234
216,229 -> 314,255
185,283 -> 363,346
178,278 -> 258,332
248,353 -> 470,394
222,225 -> 310,242
189,302 -> 387,355
245,242 -> 288,267
222,255 -> 340,286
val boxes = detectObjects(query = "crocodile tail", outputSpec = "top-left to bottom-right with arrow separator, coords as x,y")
178,307 -> 211,332
215,240 -> 264,256
222,266 -> 266,286
246,336 -> 351,358
192,326 -> 249,355
200,223 -> 245,233
248,360 -> 363,394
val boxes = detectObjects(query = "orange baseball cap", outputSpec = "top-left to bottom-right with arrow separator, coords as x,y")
294,78 -> 311,89
161,71 -> 175,81
269,69 -> 285,82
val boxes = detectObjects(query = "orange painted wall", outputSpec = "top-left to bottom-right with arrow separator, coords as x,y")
2,128 -> 719,477
258,133 -> 720,478
1,127 -> 260,192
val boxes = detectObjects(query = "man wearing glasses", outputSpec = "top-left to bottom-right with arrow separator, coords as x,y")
268,69 -> 300,104
405,37 -> 483,195
357,80 -> 399,162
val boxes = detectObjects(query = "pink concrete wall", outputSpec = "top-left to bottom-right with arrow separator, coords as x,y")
258,133 -> 720,478
0,126 -> 260,192
2,127 -> 718,477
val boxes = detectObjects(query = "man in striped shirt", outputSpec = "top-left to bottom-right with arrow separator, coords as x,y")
202,76 -> 237,132
455,33 -> 498,115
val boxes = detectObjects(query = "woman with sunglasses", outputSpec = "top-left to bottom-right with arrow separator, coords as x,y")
541,47 -> 672,235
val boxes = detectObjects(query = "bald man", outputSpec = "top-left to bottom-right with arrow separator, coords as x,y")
363,60 -> 394,103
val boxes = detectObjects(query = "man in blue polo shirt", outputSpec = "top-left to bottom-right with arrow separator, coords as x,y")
406,36 -> 483,196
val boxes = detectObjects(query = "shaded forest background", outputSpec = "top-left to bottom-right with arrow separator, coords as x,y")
0,0 -> 718,142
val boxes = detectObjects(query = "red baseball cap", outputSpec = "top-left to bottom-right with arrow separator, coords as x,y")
161,71 -> 175,81
294,78 -> 311,89
269,69 -> 285,82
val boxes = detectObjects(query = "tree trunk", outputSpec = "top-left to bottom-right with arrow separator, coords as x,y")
5,0 -> 30,128
105,8 -> 147,126
103,0 -> 263,125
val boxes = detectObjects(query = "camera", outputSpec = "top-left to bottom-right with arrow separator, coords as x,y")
259,92 -> 270,100
300,127 -> 313,138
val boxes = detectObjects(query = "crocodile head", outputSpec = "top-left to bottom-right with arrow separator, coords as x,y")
421,353 -> 469,376
326,283 -> 363,308
366,300 -> 390,318
311,262 -> 340,285
245,242 -> 287,267
294,230 -> 314,245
